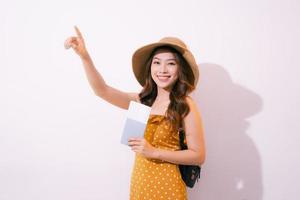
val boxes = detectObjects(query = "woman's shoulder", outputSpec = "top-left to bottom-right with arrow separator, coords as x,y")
183,96 -> 203,129
185,96 -> 195,106
128,92 -> 141,103
185,96 -> 201,114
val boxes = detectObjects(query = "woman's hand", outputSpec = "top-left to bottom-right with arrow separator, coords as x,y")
64,26 -> 89,59
128,138 -> 158,159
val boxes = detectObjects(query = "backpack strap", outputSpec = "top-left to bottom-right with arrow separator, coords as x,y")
178,119 -> 187,150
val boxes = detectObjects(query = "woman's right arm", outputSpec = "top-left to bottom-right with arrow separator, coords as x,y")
64,26 -> 140,110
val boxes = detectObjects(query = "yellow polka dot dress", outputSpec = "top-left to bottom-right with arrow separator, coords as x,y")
130,114 -> 187,200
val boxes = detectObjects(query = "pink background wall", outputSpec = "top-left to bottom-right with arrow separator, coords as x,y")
1,0 -> 299,199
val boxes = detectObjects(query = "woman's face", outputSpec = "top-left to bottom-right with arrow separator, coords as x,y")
150,49 -> 179,91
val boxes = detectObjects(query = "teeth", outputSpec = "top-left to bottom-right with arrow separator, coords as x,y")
157,76 -> 170,81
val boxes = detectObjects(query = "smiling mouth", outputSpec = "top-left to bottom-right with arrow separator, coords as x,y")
157,75 -> 171,81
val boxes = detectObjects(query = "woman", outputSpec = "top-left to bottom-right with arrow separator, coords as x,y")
64,26 -> 206,200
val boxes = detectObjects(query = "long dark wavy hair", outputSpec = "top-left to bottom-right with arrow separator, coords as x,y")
138,46 -> 196,131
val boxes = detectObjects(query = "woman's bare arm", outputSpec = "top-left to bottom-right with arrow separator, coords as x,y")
64,26 -> 140,109
80,54 -> 140,109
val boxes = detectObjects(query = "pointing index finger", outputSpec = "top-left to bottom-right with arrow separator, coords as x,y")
74,25 -> 83,38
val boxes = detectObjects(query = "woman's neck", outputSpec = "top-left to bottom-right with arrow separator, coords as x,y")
156,87 -> 170,102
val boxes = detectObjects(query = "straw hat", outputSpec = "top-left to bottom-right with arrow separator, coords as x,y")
132,37 -> 199,87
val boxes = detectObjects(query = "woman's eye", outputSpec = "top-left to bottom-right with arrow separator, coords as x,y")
168,62 -> 176,65
153,61 -> 160,64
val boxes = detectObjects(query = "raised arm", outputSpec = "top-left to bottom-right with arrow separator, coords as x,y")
64,26 -> 140,109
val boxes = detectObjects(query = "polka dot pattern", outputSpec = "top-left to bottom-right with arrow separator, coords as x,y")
130,115 -> 187,200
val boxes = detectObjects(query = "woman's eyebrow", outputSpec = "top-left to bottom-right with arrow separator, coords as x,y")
153,57 -> 176,61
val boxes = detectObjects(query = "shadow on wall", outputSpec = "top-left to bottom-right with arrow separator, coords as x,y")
188,63 -> 263,200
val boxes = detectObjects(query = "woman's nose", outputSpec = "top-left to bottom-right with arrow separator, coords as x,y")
159,63 -> 168,73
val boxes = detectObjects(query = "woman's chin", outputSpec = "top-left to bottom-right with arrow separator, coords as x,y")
155,82 -> 174,91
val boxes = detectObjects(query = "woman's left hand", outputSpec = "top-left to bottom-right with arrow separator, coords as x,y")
128,138 -> 157,159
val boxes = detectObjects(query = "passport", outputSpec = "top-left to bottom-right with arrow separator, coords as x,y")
120,101 -> 151,145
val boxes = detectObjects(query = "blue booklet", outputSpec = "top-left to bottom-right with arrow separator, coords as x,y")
120,101 -> 151,145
